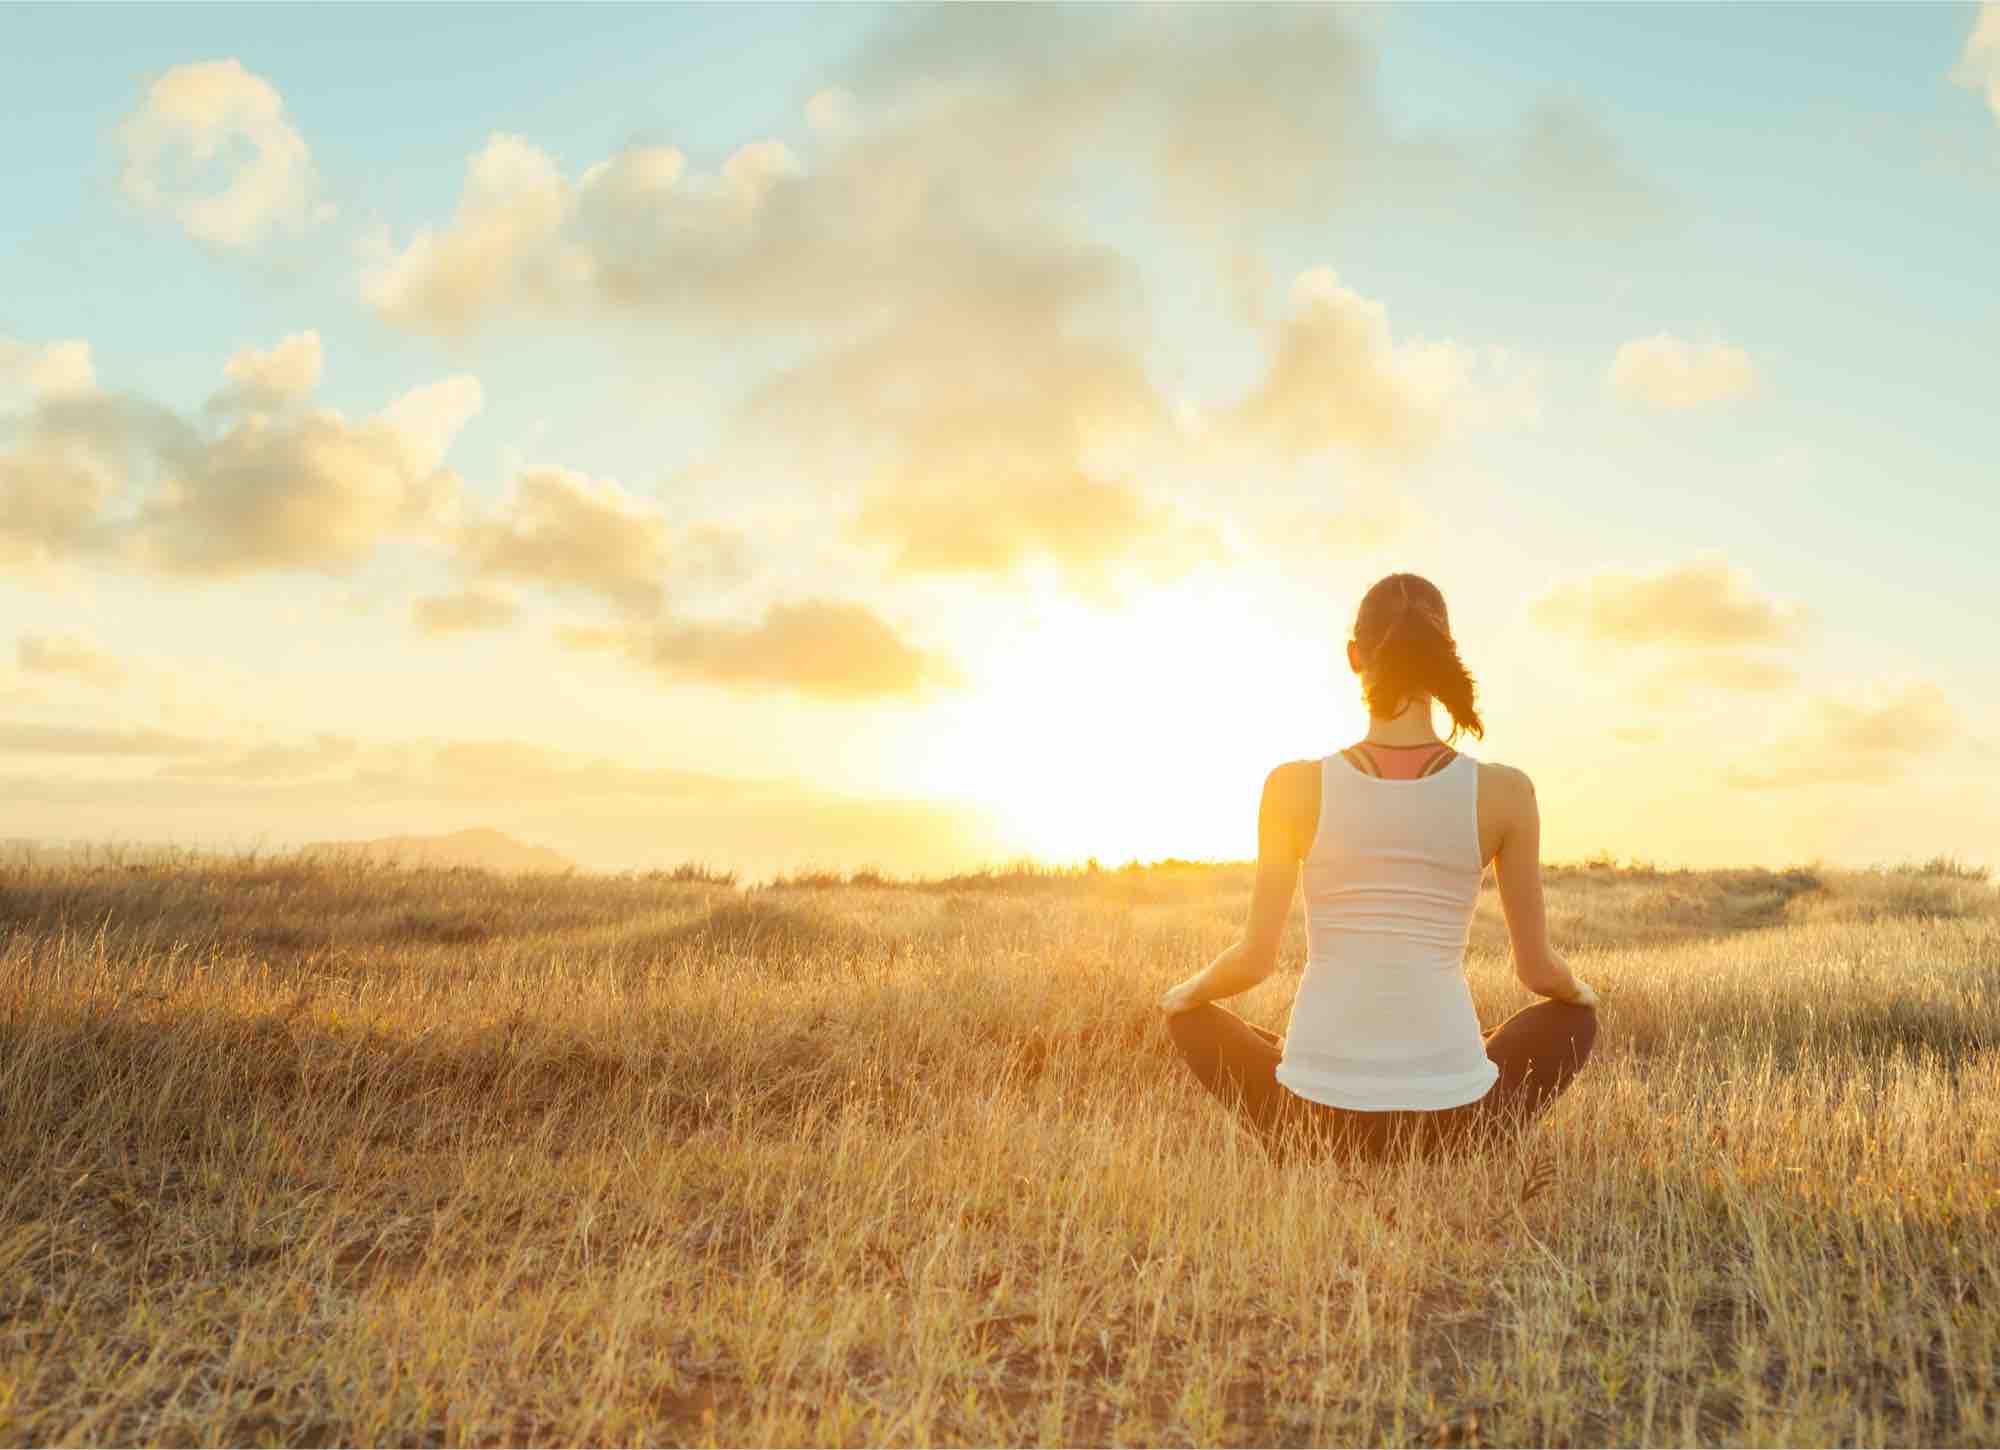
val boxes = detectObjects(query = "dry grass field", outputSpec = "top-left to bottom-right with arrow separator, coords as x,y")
2,851 -> 1997,1446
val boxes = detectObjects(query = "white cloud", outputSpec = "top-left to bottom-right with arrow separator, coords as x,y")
577,144 -> 686,210
1,336 -> 478,577
1725,680 -> 1961,789
1534,553 -> 1817,713
1955,2 -> 2000,122
117,59 -> 326,248
749,288 -> 1220,583
1531,553 -> 1808,648
363,134 -> 574,333
805,88 -> 857,137
377,376 -> 485,476
1508,100 -> 1674,240
0,337 -> 96,402
0,390 -> 160,567
1256,494 -> 1420,565
364,132 -> 828,336
1227,268 -> 1539,463
1646,651 -> 1799,696
0,720 -> 212,756
16,633 -> 125,689
721,139 -> 801,206
565,599 -> 962,700
411,588 -> 519,638
455,467 -> 681,615
1229,268 -> 1439,461
355,17 -> 1589,598
137,377 -> 478,576
210,331 -> 323,411
1609,335 -> 1758,410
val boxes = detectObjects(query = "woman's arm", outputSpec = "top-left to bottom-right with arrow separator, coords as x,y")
1490,766 -> 1598,1007
1159,762 -> 1311,1015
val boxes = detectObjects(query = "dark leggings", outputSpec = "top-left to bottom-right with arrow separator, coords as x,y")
1166,998 -> 1598,1162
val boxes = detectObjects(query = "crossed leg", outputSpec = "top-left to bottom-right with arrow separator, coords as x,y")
1167,997 -> 1600,1157
1163,1003 -> 1296,1142
1475,999 -> 1599,1129
1165,1004 -> 1418,1160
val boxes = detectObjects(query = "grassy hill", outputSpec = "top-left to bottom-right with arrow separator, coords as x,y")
1,854 -> 1995,1444
298,826 -> 577,875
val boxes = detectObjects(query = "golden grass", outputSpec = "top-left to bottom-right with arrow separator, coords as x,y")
2,855 -> 1996,1445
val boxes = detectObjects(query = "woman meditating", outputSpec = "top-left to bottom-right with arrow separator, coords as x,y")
1160,572 -> 1599,1161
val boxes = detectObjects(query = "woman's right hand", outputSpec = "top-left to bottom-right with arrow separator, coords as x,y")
1158,977 -> 1205,1017
1554,977 -> 1600,1009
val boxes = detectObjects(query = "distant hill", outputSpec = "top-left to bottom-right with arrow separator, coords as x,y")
299,828 -> 575,875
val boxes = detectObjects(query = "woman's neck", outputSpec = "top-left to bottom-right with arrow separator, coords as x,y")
1361,699 -> 1441,748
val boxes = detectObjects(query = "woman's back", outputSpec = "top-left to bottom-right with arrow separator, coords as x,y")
1275,750 -> 1499,1111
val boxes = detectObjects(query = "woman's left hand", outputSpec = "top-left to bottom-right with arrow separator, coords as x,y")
1158,977 -> 1205,1017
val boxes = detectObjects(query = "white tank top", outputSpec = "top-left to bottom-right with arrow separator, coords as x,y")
1274,750 -> 1500,1111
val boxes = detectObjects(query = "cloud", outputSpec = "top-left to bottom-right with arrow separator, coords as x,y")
749,294 -> 1220,582
0,339 -> 122,568
0,390 -> 172,567
0,720 -> 212,756
1230,269 -> 1441,461
1510,100 -> 1674,241
1956,3 -> 2000,122
358,15 -> 1651,340
363,134 -> 575,333
1226,269 -> 1542,463
565,599 -> 960,700
412,739 -> 731,800
357,11 -> 1628,592
412,588 -> 519,638
1531,554 -> 1808,648
455,467 -> 679,615
1725,680 -> 1960,789
1,337 -> 96,402
805,88 -> 857,137
361,132 -> 822,335
1634,649 -> 1799,709
209,331 -> 323,412
134,377 -> 478,577
1646,651 -> 1799,696
1257,494 -> 1420,565
833,8 -> 1659,238
0,336 -> 478,577
375,376 -> 485,476
1609,335 -> 1758,410
160,734 -> 357,782
17,634 -> 125,689
117,59 -> 326,248
363,17 -> 1375,337
853,472 -> 1213,580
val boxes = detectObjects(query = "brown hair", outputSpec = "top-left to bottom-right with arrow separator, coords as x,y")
1352,573 -> 1484,741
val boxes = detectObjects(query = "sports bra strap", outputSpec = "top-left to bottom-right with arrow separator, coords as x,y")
1343,743 -> 1457,780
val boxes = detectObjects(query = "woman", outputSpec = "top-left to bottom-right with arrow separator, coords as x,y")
1160,573 -> 1599,1162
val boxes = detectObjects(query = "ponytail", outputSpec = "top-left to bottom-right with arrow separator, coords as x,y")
1353,574 -> 1484,741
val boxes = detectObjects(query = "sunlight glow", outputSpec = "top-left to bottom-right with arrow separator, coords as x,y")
904,585 -> 1366,866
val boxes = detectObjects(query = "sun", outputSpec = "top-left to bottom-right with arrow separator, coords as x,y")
904,584 -> 1366,866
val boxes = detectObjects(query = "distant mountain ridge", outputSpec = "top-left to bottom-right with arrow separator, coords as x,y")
299,828 -> 575,875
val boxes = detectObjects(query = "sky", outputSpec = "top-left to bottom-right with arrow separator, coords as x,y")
1,2 -> 1996,878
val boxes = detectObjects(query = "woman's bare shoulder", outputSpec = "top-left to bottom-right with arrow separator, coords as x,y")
1476,760 -> 1536,813
1476,759 -> 1534,791
1263,758 -> 1323,860
1268,757 -> 1322,789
